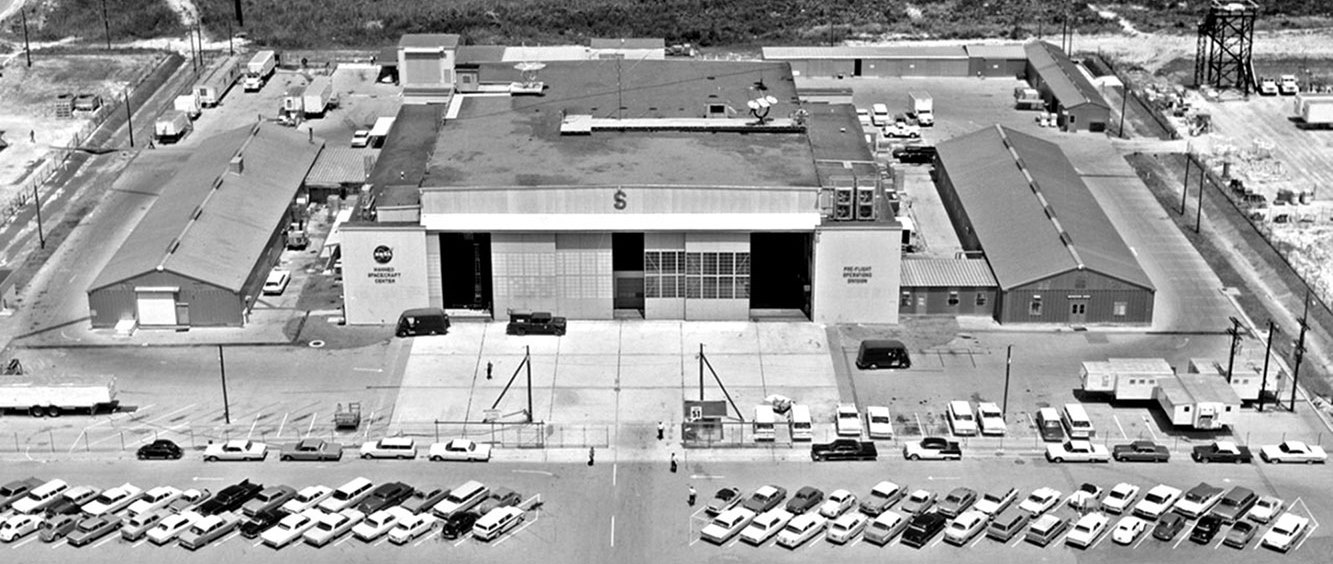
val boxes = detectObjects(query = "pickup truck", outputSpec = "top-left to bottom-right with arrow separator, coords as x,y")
903,437 -> 962,461
506,311 -> 567,336
811,439 -> 878,462
1192,441 -> 1253,463
1112,440 -> 1170,463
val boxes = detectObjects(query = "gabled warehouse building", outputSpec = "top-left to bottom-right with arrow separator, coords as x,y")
87,124 -> 323,328
933,125 -> 1154,325
1024,41 -> 1111,132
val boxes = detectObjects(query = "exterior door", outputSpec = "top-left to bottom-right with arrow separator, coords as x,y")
1069,299 -> 1088,324
136,291 -> 177,326
915,295 -> 928,315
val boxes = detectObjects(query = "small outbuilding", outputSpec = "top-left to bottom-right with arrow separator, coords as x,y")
1023,41 -> 1110,132
898,258 -> 997,316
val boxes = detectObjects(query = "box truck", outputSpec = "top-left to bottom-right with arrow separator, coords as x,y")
193,55 -> 243,107
243,50 -> 278,92
154,111 -> 192,144
908,92 -> 934,126
0,360 -> 118,417
173,94 -> 201,119
301,77 -> 335,118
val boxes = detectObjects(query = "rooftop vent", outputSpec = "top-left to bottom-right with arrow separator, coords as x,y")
229,155 -> 244,175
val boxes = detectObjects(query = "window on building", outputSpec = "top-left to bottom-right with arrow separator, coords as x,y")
1113,301 -> 1127,317
947,291 -> 959,306
678,251 -> 749,300
901,291 -> 912,306
644,251 -> 685,299
1183,405 -> 1190,412
1029,296 -> 1043,316
975,293 -> 987,306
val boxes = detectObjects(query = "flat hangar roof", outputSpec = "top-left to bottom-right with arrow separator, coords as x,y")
426,60 -> 821,189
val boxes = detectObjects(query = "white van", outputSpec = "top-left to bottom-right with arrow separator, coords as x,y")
870,103 -> 891,126
789,405 -> 812,442
1061,403 -> 1095,439
432,480 -> 490,518
318,477 -> 375,513
947,401 -> 977,436
753,406 -> 776,442
472,506 -> 524,541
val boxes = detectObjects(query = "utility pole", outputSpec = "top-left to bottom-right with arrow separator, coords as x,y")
1001,345 -> 1013,416
1258,320 -> 1277,412
32,185 -> 44,249
226,17 -> 234,56
1289,293 -> 1309,411
525,346 -> 533,423
234,0 -> 244,27
1181,154 -> 1190,215
1194,166 -> 1205,233
1119,85 -> 1129,138
1224,316 -> 1242,383
698,344 -> 705,401
100,0 -> 112,50
217,345 -> 231,425
124,90 -> 134,148
20,7 -> 31,67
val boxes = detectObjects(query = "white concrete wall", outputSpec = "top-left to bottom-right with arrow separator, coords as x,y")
342,225 -> 430,324
811,226 -> 901,324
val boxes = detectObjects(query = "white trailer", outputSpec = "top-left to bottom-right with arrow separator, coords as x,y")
193,55 -> 243,107
1014,87 -> 1043,110
908,92 -> 934,126
1080,358 -> 1174,400
243,50 -> 278,92
173,94 -> 201,119
281,85 -> 305,117
1293,94 -> 1333,129
1153,374 -> 1241,430
154,110 -> 192,144
0,371 -> 117,417
367,116 -> 395,147
1186,357 -> 1280,403
301,77 -> 335,118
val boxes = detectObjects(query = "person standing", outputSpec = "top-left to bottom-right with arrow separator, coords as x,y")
486,361 -> 493,380
670,452 -> 678,473
688,485 -> 697,506
657,420 -> 665,440
588,446 -> 595,466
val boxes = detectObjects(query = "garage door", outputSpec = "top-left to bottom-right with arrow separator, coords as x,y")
136,291 -> 177,326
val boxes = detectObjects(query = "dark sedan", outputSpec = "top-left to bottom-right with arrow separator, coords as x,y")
240,508 -> 288,539
198,480 -> 263,516
900,512 -> 948,548
357,482 -> 415,514
66,516 -> 121,547
1190,515 -> 1224,544
1112,440 -> 1170,463
136,440 -> 184,460
785,486 -> 824,515
440,511 -> 479,540
1153,513 -> 1187,541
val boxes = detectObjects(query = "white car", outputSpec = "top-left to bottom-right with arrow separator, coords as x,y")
262,270 -> 290,295
1173,482 -> 1224,518
825,511 -> 868,544
167,488 -> 208,513
859,481 -> 905,515
388,513 -> 438,545
835,404 -> 862,437
865,511 -> 908,545
944,510 -> 987,545
1066,483 -> 1104,511
0,514 -> 43,542
203,439 -> 268,462
865,406 -> 893,438
261,509 -> 322,549
1103,483 -> 1140,514
359,437 -> 418,460
283,485 -> 334,514
351,130 -> 371,148
740,508 -> 792,545
353,506 -> 413,541
700,507 -> 755,544
775,512 -> 826,548
1261,512 -> 1310,552
1247,496 -> 1284,524
976,402 -> 1006,435
81,483 -> 143,517
1111,516 -> 1147,545
1065,512 -> 1110,548
304,509 -> 364,547
947,401 -> 977,436
1046,439 -> 1110,463
128,486 -> 181,517
1260,441 -> 1327,464
974,487 -> 1017,517
1019,488 -> 1061,516
428,439 -> 492,462
147,511 -> 202,545
856,109 -> 872,128
1132,484 -> 1182,520
818,489 -> 856,519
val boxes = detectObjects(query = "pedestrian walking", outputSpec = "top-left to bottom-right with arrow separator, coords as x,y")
588,446 -> 595,467
656,420 -> 665,440
29,130 -> 35,143
486,361 -> 493,380
687,485 -> 697,506
670,452 -> 678,473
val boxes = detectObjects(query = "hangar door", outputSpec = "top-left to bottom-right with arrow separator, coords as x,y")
135,289 -> 178,326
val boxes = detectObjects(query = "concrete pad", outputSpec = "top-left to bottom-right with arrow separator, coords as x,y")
680,322 -> 759,354
694,353 -> 765,387
618,321 -> 685,355
721,386 -> 781,414
400,354 -> 482,386
482,388 -> 555,422
756,322 -> 830,355
471,354 -> 557,390
760,354 -> 837,387
393,390 -> 472,424
409,325 -> 486,355
618,355 -> 686,388
546,388 -> 617,423
616,389 -> 688,423
481,323 -> 563,356
765,387 -> 843,417
555,321 -> 623,355
551,354 -> 620,387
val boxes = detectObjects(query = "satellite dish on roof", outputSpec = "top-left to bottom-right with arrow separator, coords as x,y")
514,61 -> 546,85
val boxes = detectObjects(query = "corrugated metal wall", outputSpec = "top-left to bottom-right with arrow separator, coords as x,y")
999,271 -> 1153,325
969,57 -> 1027,78
898,287 -> 996,316
88,272 -> 243,328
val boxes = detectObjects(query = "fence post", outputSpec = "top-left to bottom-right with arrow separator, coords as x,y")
190,428 -> 195,449
49,431 -> 54,453
119,431 -> 124,451
84,431 -> 90,452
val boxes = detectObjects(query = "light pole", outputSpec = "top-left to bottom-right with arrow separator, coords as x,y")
217,345 -> 231,424
1224,316 -> 1242,383
1001,345 -> 1013,416
32,185 -> 44,249
124,89 -> 134,148
1258,320 -> 1277,412
1289,294 -> 1309,411
1119,85 -> 1129,138
20,7 -> 31,67
100,0 -> 111,50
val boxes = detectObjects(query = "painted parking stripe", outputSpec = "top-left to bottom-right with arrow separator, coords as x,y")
275,412 -> 289,440
91,535 -> 117,549
1112,415 -> 1128,440
373,536 -> 390,546
334,535 -> 351,547
930,534 -> 945,548
1172,528 -> 1191,549
11,535 -> 39,548
454,537 -> 467,547
48,540 -> 66,549
495,518 -> 537,546
969,532 -> 985,547
216,530 -> 241,546
305,412 -> 318,438
247,413 -> 262,440
1089,531 -> 1109,550
1010,533 -> 1025,547
1133,529 -> 1150,549
849,537 -> 861,548
1140,415 -> 1158,441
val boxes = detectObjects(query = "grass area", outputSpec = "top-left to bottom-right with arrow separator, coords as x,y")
17,0 -> 184,43
1156,56 -> 1333,89
1104,0 -> 1333,34
195,0 -> 1117,49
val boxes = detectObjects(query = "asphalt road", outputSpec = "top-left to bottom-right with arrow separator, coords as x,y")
2,452 -> 1329,563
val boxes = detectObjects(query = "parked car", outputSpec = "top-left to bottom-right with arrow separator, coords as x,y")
261,509 -> 322,549
243,486 -> 297,518
282,485 -> 333,514
891,145 -> 936,164
1193,441 -> 1253,463
938,487 -> 977,518
13,479 -> 68,515
705,487 -> 743,516
388,512 -> 439,545
40,514 -> 80,542
1223,520 -> 1258,548
280,439 -> 343,461
351,129 -> 371,148
1133,484 -> 1183,520
1019,488 -> 1061,516
136,440 -> 184,460
81,483 -> 143,517
1260,440 -> 1327,463
739,508 -> 792,545
775,512 -> 826,549
146,511 -> 201,545
866,406 -> 894,438
974,487 -> 1018,518
357,482 -> 415,515
128,486 -> 182,517
474,487 -> 522,517
1066,483 -> 1104,512
0,514 -> 44,542
1174,482 -> 1225,519
401,488 -> 450,515
700,507 -> 755,544
1190,514 -> 1224,544
1111,516 -> 1148,545
166,488 -> 208,513
120,509 -> 169,541
1210,486 -> 1258,523
900,512 -> 948,548
826,511 -> 869,544
818,490 -> 856,519
864,510 -> 909,545
304,509 -> 363,547
944,510 -> 987,545
741,485 -> 787,514
240,508 -> 289,539
1247,496 -> 1285,524
976,402 -> 1006,435
900,489 -> 936,516
428,439 -> 492,462
1152,513 -> 1187,541
903,437 -> 962,461
946,401 -> 977,436
359,437 -> 418,460
1103,483 -> 1141,514
1046,439 -> 1110,463
859,481 -> 904,516
440,511 -> 479,540
1066,512 -> 1110,548
505,311 -> 567,336
1261,513 -> 1310,552
262,269 -> 290,295
1112,440 -> 1170,462
1025,514 -> 1068,546
0,477 -> 44,513
66,516 -> 120,547
179,512 -> 241,550
198,480 -> 264,516
785,487 -> 823,515
810,439 -> 877,461
834,404 -> 862,437
44,486 -> 100,516
353,506 -> 414,542
203,439 -> 268,462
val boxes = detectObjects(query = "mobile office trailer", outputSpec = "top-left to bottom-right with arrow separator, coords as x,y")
243,50 -> 278,92
0,372 -> 118,416
153,111 -> 192,144
1079,358 -> 1174,400
1186,358 -> 1279,403
301,77 -> 335,118
1153,374 -> 1241,430
173,94 -> 201,119
194,55 -> 243,107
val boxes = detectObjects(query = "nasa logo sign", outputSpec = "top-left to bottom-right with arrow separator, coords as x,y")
373,245 -> 394,264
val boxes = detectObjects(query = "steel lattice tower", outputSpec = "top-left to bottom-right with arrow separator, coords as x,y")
1195,1 -> 1258,93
